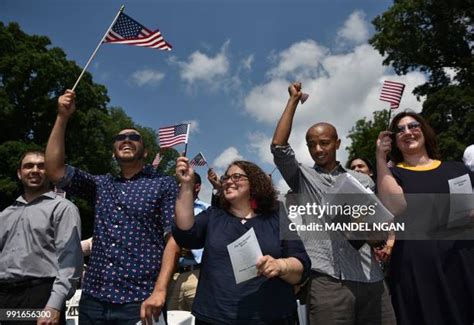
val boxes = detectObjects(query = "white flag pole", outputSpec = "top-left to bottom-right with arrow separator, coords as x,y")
71,5 -> 125,91
183,123 -> 191,157
200,152 -> 209,168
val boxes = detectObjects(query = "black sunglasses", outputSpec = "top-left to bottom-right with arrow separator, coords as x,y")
114,133 -> 142,142
394,121 -> 421,135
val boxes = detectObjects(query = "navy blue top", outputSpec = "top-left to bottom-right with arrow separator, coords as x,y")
60,164 -> 178,303
172,206 -> 311,324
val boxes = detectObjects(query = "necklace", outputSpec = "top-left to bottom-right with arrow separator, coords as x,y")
240,212 -> 254,224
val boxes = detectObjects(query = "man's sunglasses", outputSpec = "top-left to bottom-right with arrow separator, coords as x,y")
394,121 -> 421,135
114,133 -> 142,142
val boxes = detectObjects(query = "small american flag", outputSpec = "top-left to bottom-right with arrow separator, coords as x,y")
104,12 -> 172,51
379,80 -> 405,109
189,152 -> 207,167
158,124 -> 189,148
151,153 -> 161,169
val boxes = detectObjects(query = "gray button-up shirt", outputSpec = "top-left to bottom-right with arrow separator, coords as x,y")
272,144 -> 383,282
0,191 -> 83,309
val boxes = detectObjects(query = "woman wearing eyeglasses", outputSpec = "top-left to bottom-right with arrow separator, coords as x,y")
173,157 -> 310,324
376,111 -> 474,324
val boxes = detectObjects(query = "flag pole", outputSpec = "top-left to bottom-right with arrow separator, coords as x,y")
201,152 -> 209,168
386,108 -> 392,130
71,5 -> 125,91
183,123 -> 191,157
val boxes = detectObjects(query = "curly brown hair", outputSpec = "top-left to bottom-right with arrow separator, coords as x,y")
218,160 -> 279,215
389,111 -> 441,164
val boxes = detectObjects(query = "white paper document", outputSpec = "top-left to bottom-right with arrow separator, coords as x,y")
226,227 -> 263,284
447,173 -> 474,228
325,173 -> 394,223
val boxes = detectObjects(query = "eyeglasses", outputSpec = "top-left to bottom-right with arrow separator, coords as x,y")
394,121 -> 421,135
114,133 -> 142,142
220,173 -> 249,183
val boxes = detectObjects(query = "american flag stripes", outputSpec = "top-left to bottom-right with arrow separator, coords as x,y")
379,80 -> 405,109
158,124 -> 189,148
151,153 -> 161,169
189,152 -> 207,167
104,12 -> 172,51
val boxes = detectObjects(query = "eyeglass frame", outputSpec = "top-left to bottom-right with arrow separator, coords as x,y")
114,133 -> 142,142
220,173 -> 249,184
394,121 -> 421,135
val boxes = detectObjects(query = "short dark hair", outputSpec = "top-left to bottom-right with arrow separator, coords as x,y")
218,160 -> 279,215
18,150 -> 44,169
346,157 -> 374,172
193,172 -> 202,185
389,111 -> 441,164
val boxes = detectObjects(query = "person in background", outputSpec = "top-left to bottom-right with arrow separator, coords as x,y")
463,144 -> 474,172
207,168 -> 222,207
376,111 -> 474,324
173,157 -> 311,324
0,150 -> 82,325
167,172 -> 210,311
347,157 -> 375,180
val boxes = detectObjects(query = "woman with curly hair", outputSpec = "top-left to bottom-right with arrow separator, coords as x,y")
173,157 -> 311,324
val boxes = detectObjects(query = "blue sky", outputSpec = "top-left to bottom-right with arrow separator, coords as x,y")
1,0 -> 426,200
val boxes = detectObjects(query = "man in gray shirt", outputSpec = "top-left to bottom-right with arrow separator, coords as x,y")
0,150 -> 82,325
271,83 -> 395,324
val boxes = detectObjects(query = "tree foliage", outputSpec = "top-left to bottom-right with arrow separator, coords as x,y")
365,0 -> 473,161
346,110 -> 389,166
0,22 -> 178,234
370,0 -> 473,96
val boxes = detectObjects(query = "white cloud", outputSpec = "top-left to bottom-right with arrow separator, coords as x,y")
336,10 -> 370,45
178,40 -> 230,84
242,55 -> 254,71
131,69 -> 165,86
244,40 -> 426,168
212,147 -> 244,170
268,40 -> 329,79
443,67 -> 459,85
275,178 -> 290,196
198,182 -> 213,205
247,132 -> 273,164
184,120 -> 200,134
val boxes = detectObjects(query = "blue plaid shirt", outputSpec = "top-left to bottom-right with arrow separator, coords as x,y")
59,164 -> 178,303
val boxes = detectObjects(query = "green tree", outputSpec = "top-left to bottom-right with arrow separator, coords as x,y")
369,0 -> 473,160
370,0 -> 473,96
0,22 -> 177,236
346,110 -> 390,166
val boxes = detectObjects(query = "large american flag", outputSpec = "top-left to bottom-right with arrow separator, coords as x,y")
379,80 -> 405,109
104,12 -> 172,51
158,124 -> 189,148
189,152 -> 207,167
